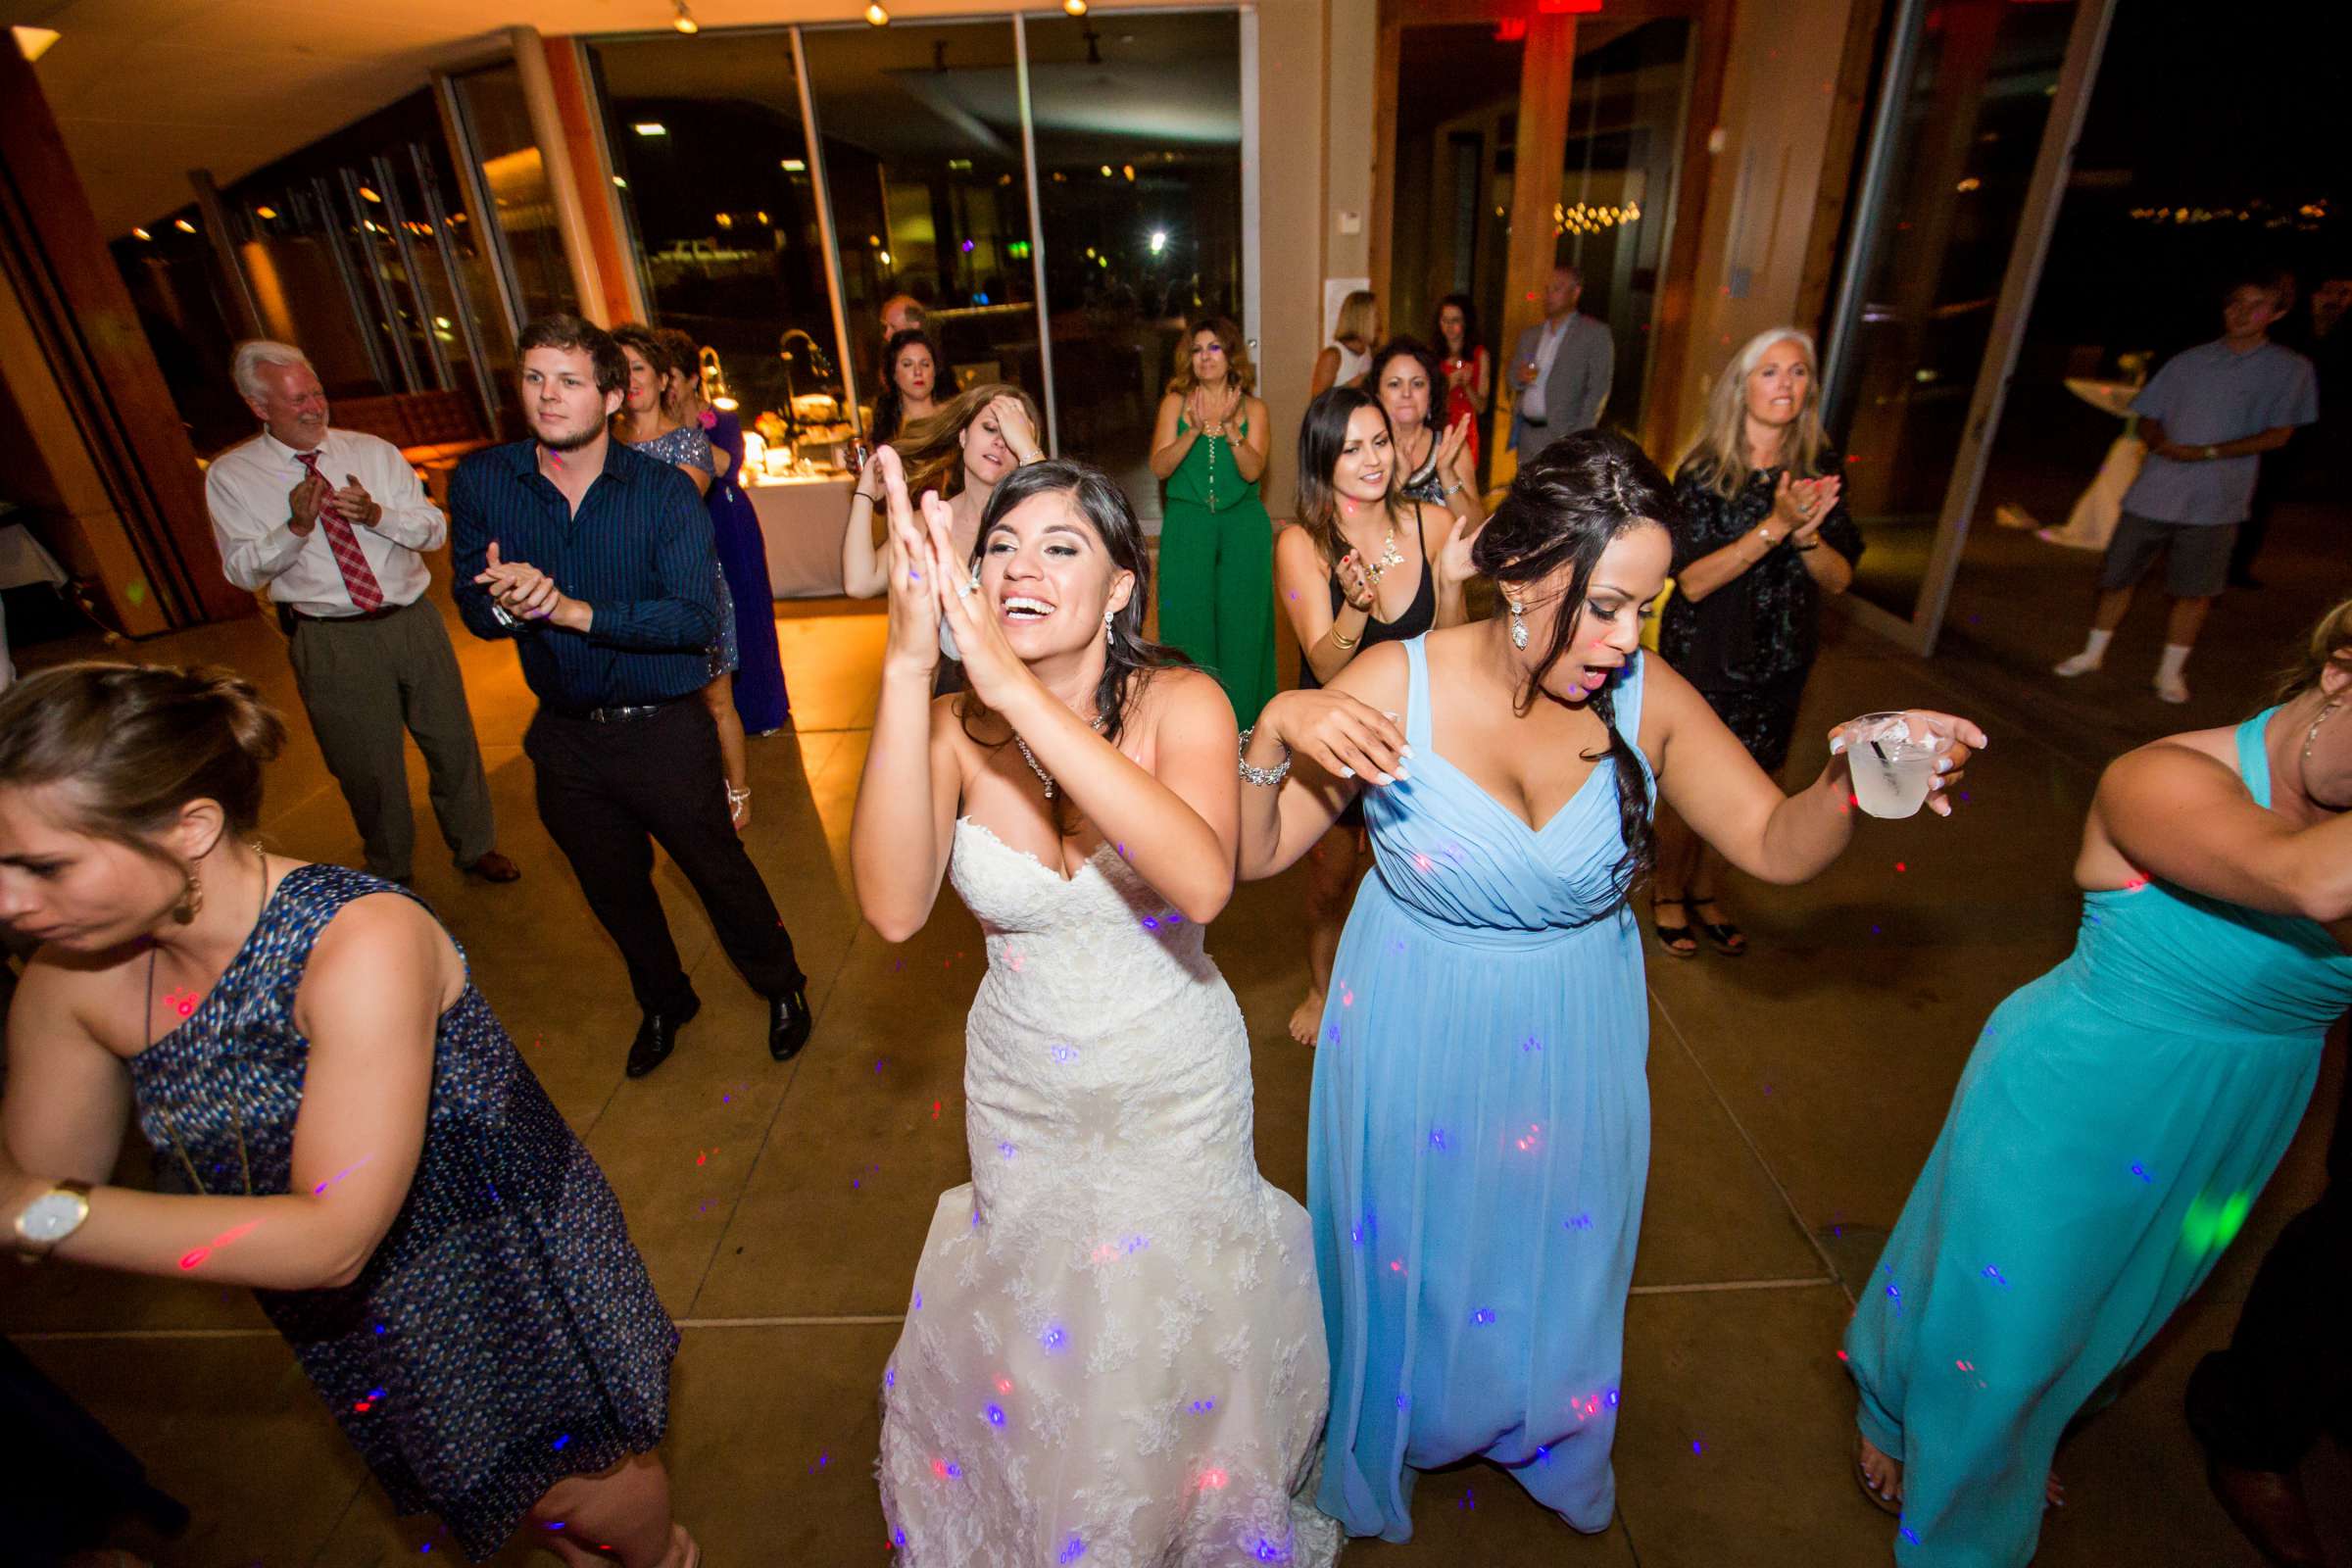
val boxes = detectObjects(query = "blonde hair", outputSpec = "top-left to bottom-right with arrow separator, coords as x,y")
1165,316 -> 1257,399
1684,326 -> 1831,500
892,382 -> 1042,498
2278,597 -> 2352,702
1334,290 -> 1379,349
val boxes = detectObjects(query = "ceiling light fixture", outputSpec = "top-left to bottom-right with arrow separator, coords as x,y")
865,3 -> 890,25
633,122 -> 667,136
255,205 -> 278,220
1062,0 -> 1088,14
13,25 -> 61,61
672,1 -> 699,34
131,227 -> 152,241
358,185 -> 383,204
173,218 -> 197,233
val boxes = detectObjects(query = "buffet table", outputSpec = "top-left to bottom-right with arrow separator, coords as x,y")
747,473 -> 856,599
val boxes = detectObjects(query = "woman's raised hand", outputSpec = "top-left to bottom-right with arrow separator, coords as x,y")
986,395 -> 1045,464
1334,549 -> 1378,613
876,447 -> 941,678
924,491 -> 1028,708
1438,414 -> 1476,488
1827,710 -> 1987,818
1262,690 -> 1410,788
1433,513 -> 1481,589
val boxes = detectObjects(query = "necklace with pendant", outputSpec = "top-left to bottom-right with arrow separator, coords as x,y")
1013,714 -> 1108,801
1360,522 -> 1403,588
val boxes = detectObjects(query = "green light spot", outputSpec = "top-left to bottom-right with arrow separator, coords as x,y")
2180,1190 -> 2254,1257
124,579 -> 148,606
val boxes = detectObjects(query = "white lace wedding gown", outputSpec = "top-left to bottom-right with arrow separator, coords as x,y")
878,818 -> 1338,1566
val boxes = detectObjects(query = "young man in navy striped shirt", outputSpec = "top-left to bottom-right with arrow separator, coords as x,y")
451,315 -> 812,1078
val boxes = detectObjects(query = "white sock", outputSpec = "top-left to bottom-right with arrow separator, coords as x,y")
2082,627 -> 2114,662
2157,643 -> 2191,682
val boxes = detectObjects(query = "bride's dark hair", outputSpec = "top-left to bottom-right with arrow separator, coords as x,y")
1471,429 -> 1677,899
956,460 -> 1192,834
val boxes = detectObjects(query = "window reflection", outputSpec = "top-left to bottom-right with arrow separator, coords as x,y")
592,32 -> 851,466
1024,11 -> 1244,515
801,21 -> 1041,423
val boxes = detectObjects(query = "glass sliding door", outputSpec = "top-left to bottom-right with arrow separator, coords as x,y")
801,20 -> 1041,423
447,62 -> 581,328
1022,9 -> 1244,514
1820,0 -> 2087,631
590,31 -> 848,433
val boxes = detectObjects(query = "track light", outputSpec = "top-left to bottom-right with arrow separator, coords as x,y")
865,2 -> 889,24
671,1 -> 698,34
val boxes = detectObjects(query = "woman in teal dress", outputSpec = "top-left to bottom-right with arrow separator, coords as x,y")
1237,432 -> 1984,1542
1846,599 -> 2352,1567
1151,316 -> 1276,724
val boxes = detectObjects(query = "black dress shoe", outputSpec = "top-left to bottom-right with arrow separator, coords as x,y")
626,990 -> 702,1079
768,985 -> 813,1062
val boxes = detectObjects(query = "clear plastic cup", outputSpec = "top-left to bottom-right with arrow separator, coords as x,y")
1846,711 -> 1940,819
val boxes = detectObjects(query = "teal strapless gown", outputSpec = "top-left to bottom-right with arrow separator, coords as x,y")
1844,707 -> 2352,1567
1310,635 -> 1651,1540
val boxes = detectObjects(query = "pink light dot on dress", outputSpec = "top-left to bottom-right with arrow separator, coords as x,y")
1199,1468 -> 1228,1490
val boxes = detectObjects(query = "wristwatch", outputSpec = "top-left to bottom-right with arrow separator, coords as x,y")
13,1179 -> 93,1261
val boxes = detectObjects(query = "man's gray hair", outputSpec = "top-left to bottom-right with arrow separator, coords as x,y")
230,340 -> 316,404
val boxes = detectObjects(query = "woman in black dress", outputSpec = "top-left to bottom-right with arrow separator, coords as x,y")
1273,386 -> 1478,1045
0,665 -> 691,1566
1651,326 -> 1861,956
870,327 -> 942,448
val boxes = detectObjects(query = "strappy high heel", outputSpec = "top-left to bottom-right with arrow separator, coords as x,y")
1649,896 -> 1698,958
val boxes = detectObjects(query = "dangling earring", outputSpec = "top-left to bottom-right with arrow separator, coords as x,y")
172,867 -> 205,924
1102,608 -> 1116,648
1507,596 -> 1529,651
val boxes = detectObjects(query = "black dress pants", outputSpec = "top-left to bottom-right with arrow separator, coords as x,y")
2185,1054 -> 2352,1471
525,700 -> 803,1014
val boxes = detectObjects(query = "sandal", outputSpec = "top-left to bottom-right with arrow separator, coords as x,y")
1853,1437 -> 1901,1517
1689,899 -> 1746,956
1649,897 -> 1698,959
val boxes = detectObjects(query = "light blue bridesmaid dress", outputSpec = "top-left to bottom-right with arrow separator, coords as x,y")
1309,634 -> 1652,1540
1844,707 -> 2352,1567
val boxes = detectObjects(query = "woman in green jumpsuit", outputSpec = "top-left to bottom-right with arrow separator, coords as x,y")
1152,316 -> 1277,724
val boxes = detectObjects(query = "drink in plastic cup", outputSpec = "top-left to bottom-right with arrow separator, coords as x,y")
1846,711 -> 1940,819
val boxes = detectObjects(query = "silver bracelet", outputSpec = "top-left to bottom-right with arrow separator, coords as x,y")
1237,725 -> 1292,788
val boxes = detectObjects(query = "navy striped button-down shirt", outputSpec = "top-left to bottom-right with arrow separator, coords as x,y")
450,437 -> 721,712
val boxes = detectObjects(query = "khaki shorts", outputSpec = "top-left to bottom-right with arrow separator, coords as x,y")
2097,512 -> 2239,600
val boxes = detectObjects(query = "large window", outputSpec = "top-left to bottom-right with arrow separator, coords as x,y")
1024,10 -> 1244,514
447,63 -> 580,332
1821,0 -> 2084,625
802,19 -> 1040,421
592,33 -> 847,433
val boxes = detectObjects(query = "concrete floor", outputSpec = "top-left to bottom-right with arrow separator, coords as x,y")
4,472 -> 2347,1566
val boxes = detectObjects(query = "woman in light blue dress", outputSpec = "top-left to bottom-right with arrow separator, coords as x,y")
1845,600 -> 2352,1567
1237,431 -> 1984,1542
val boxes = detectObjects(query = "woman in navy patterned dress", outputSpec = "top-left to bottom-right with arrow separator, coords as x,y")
0,663 -> 692,1566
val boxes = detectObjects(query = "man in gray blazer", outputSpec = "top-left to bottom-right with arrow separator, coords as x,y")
1506,265 -> 1614,456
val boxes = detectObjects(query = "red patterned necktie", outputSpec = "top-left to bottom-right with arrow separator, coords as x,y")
294,449 -> 385,612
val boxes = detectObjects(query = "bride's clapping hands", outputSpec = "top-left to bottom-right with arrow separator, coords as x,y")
1259,689 -> 1409,788
876,447 -> 940,680
924,491 -> 1032,710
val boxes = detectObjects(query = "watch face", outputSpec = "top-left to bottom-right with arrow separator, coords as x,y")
20,1192 -> 85,1244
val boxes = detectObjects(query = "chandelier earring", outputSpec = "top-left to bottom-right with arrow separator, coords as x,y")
1102,607 -> 1116,648
1507,595 -> 1529,652
172,867 -> 205,924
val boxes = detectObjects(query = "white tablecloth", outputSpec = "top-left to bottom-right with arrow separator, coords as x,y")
2034,378 -> 2146,552
746,474 -> 856,599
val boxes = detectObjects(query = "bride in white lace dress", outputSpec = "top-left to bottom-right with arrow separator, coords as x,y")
849,449 -> 1336,1566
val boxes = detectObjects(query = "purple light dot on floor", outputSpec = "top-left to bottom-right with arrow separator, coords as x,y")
945,1462 -> 961,1479
984,1403 -> 1005,1426
1058,1539 -> 1088,1565
1190,1398 -> 1215,1413
552,1434 -> 570,1450
1691,1440 -> 1704,1455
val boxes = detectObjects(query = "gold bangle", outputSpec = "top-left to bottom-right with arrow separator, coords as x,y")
1330,626 -> 1361,651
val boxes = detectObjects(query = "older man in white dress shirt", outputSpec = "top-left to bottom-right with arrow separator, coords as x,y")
205,340 -> 517,886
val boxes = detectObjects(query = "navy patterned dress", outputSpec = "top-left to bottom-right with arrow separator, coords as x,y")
124,864 -> 675,1561
628,421 -> 740,679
